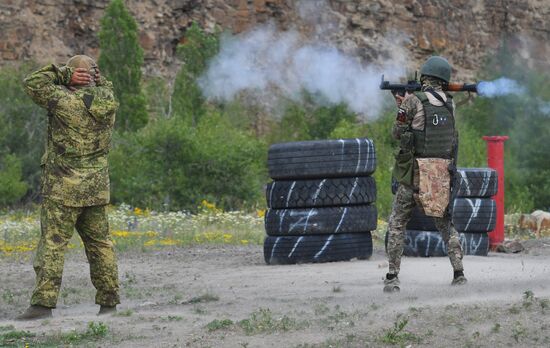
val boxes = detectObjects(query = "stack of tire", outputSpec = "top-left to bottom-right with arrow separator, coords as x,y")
388,168 -> 498,257
264,138 -> 378,265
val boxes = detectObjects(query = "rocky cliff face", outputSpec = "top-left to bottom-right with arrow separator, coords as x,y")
2,0 -> 549,79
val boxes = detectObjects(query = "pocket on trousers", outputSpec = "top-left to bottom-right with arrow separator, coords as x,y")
392,150 -> 414,186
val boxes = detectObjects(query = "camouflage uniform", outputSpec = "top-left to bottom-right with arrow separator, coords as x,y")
23,64 -> 120,308
387,76 -> 464,276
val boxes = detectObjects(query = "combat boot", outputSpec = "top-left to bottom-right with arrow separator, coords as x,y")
383,273 -> 400,293
451,271 -> 467,285
16,305 -> 52,320
98,305 -> 117,316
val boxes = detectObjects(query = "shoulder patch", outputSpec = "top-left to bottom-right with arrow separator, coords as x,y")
396,108 -> 407,123
82,94 -> 94,109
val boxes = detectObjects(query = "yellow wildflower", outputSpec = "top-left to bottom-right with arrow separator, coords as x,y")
112,230 -> 130,237
256,209 -> 266,218
145,231 -> 158,238
223,233 -> 233,243
143,240 -> 157,247
159,238 -> 178,246
201,200 -> 220,212
240,240 -> 249,245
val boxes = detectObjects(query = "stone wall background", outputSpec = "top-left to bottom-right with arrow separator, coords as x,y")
1,0 -> 549,79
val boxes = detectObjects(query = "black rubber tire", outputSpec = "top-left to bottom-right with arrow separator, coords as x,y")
455,167 -> 498,198
403,230 -> 489,256
406,198 -> 496,232
391,168 -> 497,198
264,232 -> 373,264
452,198 -> 496,232
265,205 -> 377,236
266,176 -> 376,209
384,230 -> 489,256
268,138 -> 376,180
405,207 -> 438,231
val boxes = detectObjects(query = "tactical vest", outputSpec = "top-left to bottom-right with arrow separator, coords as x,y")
411,92 -> 456,159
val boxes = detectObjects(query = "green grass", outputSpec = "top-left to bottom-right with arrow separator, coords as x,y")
0,322 -> 109,347
379,317 -> 421,345
206,319 -> 234,331
238,308 -> 308,335
512,322 -> 527,343
115,309 -> 134,317
183,292 -> 219,304
0,330 -> 36,347
0,205 -> 265,256
161,315 -> 183,322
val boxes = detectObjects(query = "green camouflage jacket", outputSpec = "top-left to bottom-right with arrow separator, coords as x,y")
392,76 -> 454,140
24,64 -> 118,207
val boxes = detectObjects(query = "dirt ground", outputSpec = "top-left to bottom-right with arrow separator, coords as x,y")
1,240 -> 550,347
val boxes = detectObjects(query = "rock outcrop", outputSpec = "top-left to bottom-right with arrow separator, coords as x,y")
2,0 -> 549,79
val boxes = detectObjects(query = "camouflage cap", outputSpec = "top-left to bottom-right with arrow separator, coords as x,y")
66,55 -> 97,70
66,55 -> 98,87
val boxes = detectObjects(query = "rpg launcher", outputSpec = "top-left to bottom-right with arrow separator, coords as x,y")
380,73 -> 478,96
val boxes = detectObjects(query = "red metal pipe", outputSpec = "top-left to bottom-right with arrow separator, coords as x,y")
482,135 -> 509,249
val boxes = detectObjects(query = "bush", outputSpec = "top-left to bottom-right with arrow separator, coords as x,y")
98,0 -> 148,131
0,154 -> 28,206
0,63 -> 45,203
172,22 -> 220,124
110,110 -> 267,211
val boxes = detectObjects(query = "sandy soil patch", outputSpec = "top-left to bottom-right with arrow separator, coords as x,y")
1,241 -> 550,347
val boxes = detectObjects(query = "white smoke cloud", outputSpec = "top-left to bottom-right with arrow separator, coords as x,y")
198,24 -> 407,119
539,101 -> 550,115
477,77 -> 527,97
475,77 -> 550,116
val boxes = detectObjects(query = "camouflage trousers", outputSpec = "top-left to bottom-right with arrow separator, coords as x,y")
31,199 -> 120,308
387,184 -> 464,275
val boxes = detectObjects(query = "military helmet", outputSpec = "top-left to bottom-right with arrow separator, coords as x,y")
420,56 -> 451,83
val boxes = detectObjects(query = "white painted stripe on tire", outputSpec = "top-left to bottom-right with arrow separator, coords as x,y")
334,208 -> 349,233
285,181 -> 296,206
355,138 -> 361,173
314,234 -> 334,259
270,236 -> 281,263
464,198 -> 482,231
312,179 -> 327,204
288,236 -> 304,257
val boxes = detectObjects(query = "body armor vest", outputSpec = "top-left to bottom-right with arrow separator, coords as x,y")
411,92 -> 456,159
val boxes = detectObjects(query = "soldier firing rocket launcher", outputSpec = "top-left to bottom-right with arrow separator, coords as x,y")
380,73 -> 483,96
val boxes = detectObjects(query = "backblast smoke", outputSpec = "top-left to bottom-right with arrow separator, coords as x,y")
477,77 -> 549,115
477,77 -> 526,97
198,24 -> 407,119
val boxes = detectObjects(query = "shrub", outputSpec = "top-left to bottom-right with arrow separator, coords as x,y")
0,154 -> 28,206
98,0 -> 148,131
110,110 -> 267,211
172,22 -> 220,124
0,63 -> 45,203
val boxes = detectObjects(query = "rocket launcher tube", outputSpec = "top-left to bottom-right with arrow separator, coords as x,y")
446,83 -> 478,93
380,75 -> 480,95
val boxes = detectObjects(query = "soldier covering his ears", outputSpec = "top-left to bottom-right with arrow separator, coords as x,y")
17,55 -> 120,319
385,56 -> 467,293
